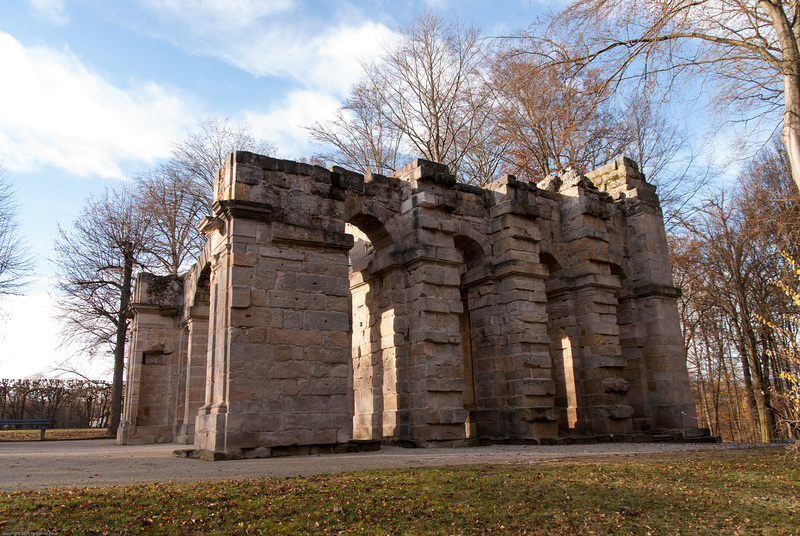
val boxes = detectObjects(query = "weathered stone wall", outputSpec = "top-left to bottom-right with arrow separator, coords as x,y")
118,152 -> 700,457
118,273 -> 183,444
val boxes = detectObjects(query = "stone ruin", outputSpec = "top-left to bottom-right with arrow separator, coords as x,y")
117,152 -> 707,459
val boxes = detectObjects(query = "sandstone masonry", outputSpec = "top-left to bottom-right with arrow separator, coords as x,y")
117,153 -> 703,458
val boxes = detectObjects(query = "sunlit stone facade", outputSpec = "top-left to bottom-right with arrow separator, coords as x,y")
118,152 -> 702,458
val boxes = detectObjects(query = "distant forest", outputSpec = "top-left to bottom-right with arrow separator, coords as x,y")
0,379 -> 112,429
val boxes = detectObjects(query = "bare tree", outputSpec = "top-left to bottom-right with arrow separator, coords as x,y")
171,116 -> 277,208
53,184 -> 152,435
0,165 -> 32,297
136,116 -> 276,274
738,136 -> 800,252
490,47 -> 630,179
619,95 -> 714,230
311,12 -> 502,185
677,195 -> 778,442
311,80 -> 405,176
527,0 -> 800,192
136,163 -> 207,276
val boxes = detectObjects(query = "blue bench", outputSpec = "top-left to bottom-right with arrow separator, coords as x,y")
0,419 -> 51,440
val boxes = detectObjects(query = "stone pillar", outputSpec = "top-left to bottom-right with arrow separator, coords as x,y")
394,160 -> 468,446
193,152 -> 355,458
588,157 -> 697,430
175,305 -> 208,444
193,246 -> 229,453
569,272 -> 632,434
486,175 -> 557,441
117,273 -> 184,445
405,256 -> 466,444
558,171 -> 633,435
171,325 -> 188,441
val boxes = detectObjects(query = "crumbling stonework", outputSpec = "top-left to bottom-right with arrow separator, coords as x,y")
118,152 -> 703,458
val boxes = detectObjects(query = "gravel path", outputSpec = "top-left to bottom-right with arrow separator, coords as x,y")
0,439 -> 761,491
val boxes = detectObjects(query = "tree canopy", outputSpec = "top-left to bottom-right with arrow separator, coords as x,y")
528,0 -> 800,191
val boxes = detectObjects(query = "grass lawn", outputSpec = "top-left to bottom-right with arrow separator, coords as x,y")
0,428 -> 112,441
1,447 -> 797,535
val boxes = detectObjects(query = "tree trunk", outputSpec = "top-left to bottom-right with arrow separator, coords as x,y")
109,253 -> 134,437
741,314 -> 774,442
762,0 -> 800,192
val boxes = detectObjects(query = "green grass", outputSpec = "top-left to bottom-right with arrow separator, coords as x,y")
0,428 -> 112,441
1,448 -> 797,535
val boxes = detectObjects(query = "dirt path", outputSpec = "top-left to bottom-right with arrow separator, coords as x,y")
0,439 -> 763,491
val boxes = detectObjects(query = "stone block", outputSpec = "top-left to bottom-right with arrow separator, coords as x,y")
304,310 -> 350,332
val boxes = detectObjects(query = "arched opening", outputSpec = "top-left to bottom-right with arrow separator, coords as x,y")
348,213 -> 394,250
180,266 -> 210,444
347,214 -> 403,441
454,234 -> 487,439
542,251 -> 581,433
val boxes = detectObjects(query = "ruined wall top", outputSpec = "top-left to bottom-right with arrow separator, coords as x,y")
211,151 -> 659,205
134,152 -> 666,316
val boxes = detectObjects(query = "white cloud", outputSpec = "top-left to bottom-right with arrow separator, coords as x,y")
141,0 -> 296,31
0,32 -> 195,178
27,0 -> 69,26
221,20 -> 394,96
244,90 -> 341,158
136,1 -> 397,96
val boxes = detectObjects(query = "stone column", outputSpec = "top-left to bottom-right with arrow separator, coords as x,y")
588,157 -> 698,431
569,272 -> 632,434
558,171 -> 633,436
486,176 -> 557,441
117,273 -> 184,445
461,267 -> 501,438
194,249 -> 229,453
394,160 -> 468,445
193,152 -> 355,458
171,325 -> 188,441
175,305 -> 208,444
404,256 -> 466,444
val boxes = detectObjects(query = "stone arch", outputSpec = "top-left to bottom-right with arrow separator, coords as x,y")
539,252 -> 562,274
345,198 -> 400,252
453,234 -> 484,438
346,207 -> 406,441
348,213 -> 393,251
454,234 -> 486,270
184,242 -> 214,309
454,223 -> 491,264
609,262 -> 626,280
541,249 -> 581,433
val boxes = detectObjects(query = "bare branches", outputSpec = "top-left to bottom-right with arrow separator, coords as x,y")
53,184 -> 151,355
53,184 -> 152,435
136,163 -> 207,276
526,0 -> 800,189
489,44 -> 631,179
310,80 -> 405,176
0,166 -> 33,298
673,138 -> 800,442
171,116 -> 277,208
52,116 -> 274,432
310,12 -> 503,185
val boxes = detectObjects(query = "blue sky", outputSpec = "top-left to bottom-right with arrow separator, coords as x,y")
0,0 -> 557,379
